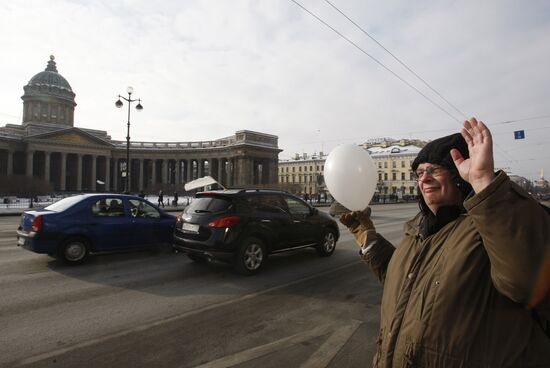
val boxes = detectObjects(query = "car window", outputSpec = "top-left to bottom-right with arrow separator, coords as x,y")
185,196 -> 232,214
129,199 -> 160,218
283,196 -> 311,216
91,198 -> 111,217
44,195 -> 82,212
253,195 -> 287,213
92,198 -> 125,217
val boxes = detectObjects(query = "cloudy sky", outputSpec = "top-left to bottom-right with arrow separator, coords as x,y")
1,0 -> 549,181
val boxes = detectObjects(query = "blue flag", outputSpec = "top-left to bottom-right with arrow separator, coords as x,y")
514,130 -> 525,139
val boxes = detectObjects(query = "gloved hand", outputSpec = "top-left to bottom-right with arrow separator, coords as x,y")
339,207 -> 377,248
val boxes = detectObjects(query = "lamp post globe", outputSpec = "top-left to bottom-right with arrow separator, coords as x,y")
114,87 -> 143,194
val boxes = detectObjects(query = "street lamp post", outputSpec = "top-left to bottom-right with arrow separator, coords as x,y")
115,86 -> 143,194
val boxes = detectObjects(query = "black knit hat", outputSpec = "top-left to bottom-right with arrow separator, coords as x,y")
412,133 -> 473,201
412,133 -> 469,171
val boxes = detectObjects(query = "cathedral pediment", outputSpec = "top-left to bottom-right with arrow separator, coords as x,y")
25,127 -> 112,147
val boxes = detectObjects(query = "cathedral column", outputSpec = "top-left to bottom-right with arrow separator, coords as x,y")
6,149 -> 13,176
152,159 -> 157,186
186,159 -> 192,182
26,150 -> 34,177
227,158 -> 234,187
161,159 -> 167,184
44,151 -> 51,183
105,156 -> 111,191
91,155 -> 97,191
60,153 -> 67,191
113,159 -> 118,192
198,159 -> 203,178
139,158 -> 144,191
76,154 -> 82,191
217,159 -> 223,186
175,159 -> 181,186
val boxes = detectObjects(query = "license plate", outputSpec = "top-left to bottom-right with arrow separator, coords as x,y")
17,237 -> 25,246
182,223 -> 200,233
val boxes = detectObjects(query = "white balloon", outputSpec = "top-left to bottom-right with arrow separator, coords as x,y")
324,144 -> 377,211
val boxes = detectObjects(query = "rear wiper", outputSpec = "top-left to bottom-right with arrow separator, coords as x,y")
194,210 -> 212,213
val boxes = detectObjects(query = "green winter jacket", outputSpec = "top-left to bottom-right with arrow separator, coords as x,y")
364,172 -> 550,367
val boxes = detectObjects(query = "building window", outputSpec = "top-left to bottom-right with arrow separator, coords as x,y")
410,172 -> 414,180
392,161 -> 396,168
378,162 -> 382,168
401,172 -> 406,180
384,173 -> 388,180
392,173 -> 397,180
384,162 -> 388,168
401,160 -> 405,168
292,167 -> 295,173
379,173 -> 382,181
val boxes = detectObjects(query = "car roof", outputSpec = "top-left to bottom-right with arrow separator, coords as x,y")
66,193 -> 145,200
196,189 -> 292,197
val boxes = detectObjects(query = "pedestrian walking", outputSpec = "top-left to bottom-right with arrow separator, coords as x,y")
157,190 -> 164,208
339,117 -> 550,367
174,191 -> 179,207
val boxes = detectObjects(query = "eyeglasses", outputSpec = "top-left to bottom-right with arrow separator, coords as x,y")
413,166 -> 447,180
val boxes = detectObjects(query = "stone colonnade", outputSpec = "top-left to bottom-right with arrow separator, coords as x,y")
0,148 -> 278,193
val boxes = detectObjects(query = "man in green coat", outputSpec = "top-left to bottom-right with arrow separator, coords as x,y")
341,117 -> 550,367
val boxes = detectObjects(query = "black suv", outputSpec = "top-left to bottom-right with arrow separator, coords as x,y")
172,189 -> 339,275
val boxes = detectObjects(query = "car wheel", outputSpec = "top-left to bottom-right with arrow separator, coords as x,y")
317,229 -> 336,257
187,253 -> 208,263
234,237 -> 266,275
59,238 -> 89,265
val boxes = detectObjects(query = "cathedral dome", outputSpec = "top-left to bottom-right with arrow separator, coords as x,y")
21,55 -> 76,126
25,55 -> 74,93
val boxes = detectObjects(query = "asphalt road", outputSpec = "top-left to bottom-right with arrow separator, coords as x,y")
0,204 -> 419,368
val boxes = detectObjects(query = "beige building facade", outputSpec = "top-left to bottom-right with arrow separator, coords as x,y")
279,139 -> 425,200
278,152 -> 327,196
0,56 -> 281,193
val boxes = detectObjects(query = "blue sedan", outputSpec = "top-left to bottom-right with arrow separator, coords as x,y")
16,194 -> 176,264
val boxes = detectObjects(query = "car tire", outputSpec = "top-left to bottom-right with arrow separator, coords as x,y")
59,237 -> 89,265
316,229 -> 336,257
187,253 -> 208,263
234,237 -> 266,275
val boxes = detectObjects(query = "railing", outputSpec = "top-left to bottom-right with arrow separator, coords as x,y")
0,197 -> 58,209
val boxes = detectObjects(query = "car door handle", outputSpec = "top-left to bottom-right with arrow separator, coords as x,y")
261,219 -> 272,223
293,220 -> 301,223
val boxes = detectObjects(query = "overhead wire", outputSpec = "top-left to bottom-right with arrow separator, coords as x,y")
289,0 -> 548,172
323,0 -> 468,120
288,0 -> 462,123
318,0 -> 525,168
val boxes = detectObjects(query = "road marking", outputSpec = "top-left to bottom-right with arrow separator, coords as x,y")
192,324 -> 332,368
191,320 -> 362,368
300,320 -> 362,368
14,260 -> 363,366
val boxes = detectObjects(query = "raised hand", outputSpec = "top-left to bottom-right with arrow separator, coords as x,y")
450,117 -> 495,193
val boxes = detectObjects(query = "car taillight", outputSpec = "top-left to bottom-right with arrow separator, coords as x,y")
208,216 -> 241,228
31,215 -> 43,232
176,214 -> 182,226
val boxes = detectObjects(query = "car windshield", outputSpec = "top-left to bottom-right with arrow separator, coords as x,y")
185,196 -> 231,214
44,196 -> 83,212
